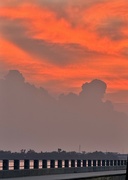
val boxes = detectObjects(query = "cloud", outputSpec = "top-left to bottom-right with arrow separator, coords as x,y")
0,0 -> 128,107
5,69 -> 25,82
1,0 -> 128,56
114,103 -> 128,117
58,79 -> 128,152
0,70 -> 127,152
80,79 -> 107,100
0,0 -> 19,7
0,19 -> 76,65
107,89 -> 128,116
96,18 -> 126,41
27,0 -> 108,27
1,19 -> 107,66
106,90 -> 128,103
121,47 -> 128,58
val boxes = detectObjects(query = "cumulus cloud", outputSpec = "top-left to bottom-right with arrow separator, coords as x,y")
58,80 -> 128,152
0,70 -> 127,152
106,90 -> 128,103
108,89 -> 128,116
80,79 -> 107,100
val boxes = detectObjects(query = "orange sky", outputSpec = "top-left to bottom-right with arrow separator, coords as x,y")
0,0 -> 128,103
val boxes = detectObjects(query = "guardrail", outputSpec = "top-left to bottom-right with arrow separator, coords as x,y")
0,159 -> 126,179
0,159 -> 127,170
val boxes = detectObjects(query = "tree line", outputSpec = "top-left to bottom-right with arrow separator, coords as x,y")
0,150 -> 121,160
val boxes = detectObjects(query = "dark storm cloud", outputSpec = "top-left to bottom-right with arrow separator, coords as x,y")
96,18 -> 127,41
0,70 -> 127,152
0,19 -> 106,66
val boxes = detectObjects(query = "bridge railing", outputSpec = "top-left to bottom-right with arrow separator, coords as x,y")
0,159 -> 127,171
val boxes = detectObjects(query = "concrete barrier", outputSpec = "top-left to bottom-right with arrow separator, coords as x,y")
0,165 -> 126,178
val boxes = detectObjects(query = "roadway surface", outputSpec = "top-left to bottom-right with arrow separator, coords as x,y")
3,170 -> 126,180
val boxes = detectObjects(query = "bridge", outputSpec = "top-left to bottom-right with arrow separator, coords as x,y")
0,159 -> 127,179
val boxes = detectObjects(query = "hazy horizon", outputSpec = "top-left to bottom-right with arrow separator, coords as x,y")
0,70 -> 127,153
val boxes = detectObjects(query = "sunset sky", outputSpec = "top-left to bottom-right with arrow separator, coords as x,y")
0,0 -> 128,104
0,0 -> 128,152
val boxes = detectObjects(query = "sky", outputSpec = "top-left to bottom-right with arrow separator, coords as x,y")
0,70 -> 128,153
0,0 -> 128,152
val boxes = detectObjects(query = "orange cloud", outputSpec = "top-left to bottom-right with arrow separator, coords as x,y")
0,0 -> 128,101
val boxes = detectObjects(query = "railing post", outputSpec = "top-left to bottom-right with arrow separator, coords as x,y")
124,160 -> 127,166
118,160 -> 120,166
71,160 -> 75,167
14,160 -> 20,170
114,160 -> 117,166
50,160 -> 55,168
121,160 -> 123,166
102,160 -> 105,166
106,160 -> 109,166
3,160 -> 9,170
34,160 -> 39,169
88,160 -> 91,167
77,160 -> 81,167
24,160 -> 29,169
42,160 -> 47,168
65,160 -> 69,168
110,160 -> 113,166
83,160 -> 86,167
58,160 -> 62,168
98,160 -> 101,167
93,160 -> 96,167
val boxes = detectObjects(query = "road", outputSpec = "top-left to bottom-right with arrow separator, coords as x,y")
3,170 -> 126,180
